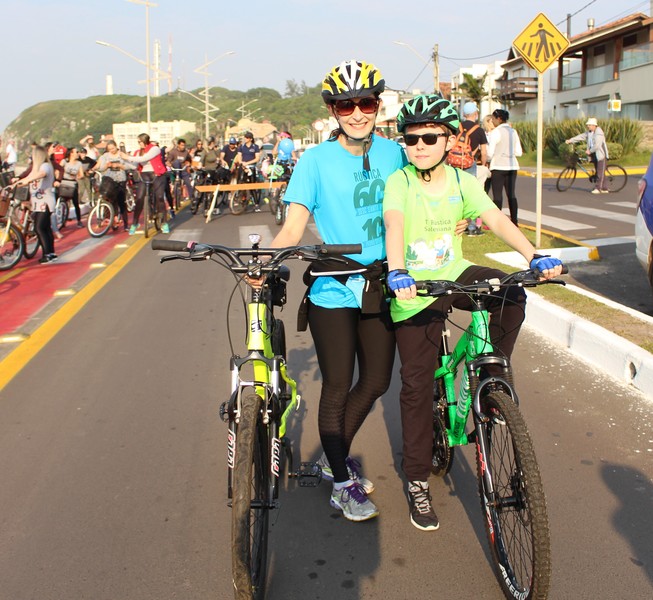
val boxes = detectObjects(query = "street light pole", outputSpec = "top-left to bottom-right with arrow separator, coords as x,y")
394,40 -> 440,94
127,0 -> 158,132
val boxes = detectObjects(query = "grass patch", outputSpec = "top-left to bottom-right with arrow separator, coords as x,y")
518,149 -> 650,169
462,229 -> 653,352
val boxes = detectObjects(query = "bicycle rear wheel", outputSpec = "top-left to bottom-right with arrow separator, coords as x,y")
87,201 -> 114,238
232,393 -> 269,600
605,164 -> 627,192
476,391 -> 551,600
56,200 -> 69,230
555,167 -> 576,192
0,222 -> 24,270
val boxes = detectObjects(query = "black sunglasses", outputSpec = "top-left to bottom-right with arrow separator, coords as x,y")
333,97 -> 379,116
404,133 -> 449,146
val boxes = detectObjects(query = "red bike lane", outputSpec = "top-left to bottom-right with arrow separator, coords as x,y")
0,226 -> 133,337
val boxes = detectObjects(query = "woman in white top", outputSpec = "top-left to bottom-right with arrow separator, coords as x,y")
14,145 -> 58,263
487,108 -> 522,225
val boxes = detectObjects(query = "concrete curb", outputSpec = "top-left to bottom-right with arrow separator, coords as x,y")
524,293 -> 653,398
517,166 -> 646,178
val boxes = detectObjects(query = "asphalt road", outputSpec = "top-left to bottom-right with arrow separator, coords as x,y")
0,209 -> 651,599
513,173 -> 653,315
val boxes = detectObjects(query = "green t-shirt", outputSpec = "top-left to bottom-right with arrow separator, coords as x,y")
383,164 -> 496,322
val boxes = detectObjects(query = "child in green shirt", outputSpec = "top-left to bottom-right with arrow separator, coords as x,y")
382,95 -> 563,532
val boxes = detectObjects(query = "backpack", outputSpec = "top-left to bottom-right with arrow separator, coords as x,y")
445,124 -> 480,169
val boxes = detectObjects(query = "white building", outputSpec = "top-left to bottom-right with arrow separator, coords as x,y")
113,119 -> 196,152
450,61 -> 505,118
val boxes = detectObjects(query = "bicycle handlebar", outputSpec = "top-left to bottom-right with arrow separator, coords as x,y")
414,267 -> 568,297
151,239 -> 362,276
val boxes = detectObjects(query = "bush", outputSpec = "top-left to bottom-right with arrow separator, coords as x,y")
606,142 -> 624,160
512,121 -> 538,153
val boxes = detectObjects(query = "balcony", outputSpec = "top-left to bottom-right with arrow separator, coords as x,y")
620,42 -> 653,70
496,77 -> 538,101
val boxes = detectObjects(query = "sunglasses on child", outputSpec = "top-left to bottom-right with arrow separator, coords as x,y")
333,97 -> 379,116
403,133 -> 449,146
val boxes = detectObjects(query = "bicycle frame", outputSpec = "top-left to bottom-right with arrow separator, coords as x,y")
226,284 -> 299,505
435,305 -> 516,448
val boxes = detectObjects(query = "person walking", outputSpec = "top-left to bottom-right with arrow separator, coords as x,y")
266,60 -> 407,522
13,145 -> 58,263
565,117 -> 609,194
487,108 -> 522,225
460,102 -> 488,235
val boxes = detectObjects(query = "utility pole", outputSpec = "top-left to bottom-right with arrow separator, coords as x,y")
432,44 -> 440,95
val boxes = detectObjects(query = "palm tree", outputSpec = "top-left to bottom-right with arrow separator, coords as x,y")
454,72 -> 499,114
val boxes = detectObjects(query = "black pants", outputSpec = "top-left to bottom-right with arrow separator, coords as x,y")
34,208 -> 55,256
394,265 -> 526,481
490,169 -> 519,225
308,303 -> 395,483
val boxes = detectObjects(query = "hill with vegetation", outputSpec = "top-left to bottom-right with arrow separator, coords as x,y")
3,80 -> 327,155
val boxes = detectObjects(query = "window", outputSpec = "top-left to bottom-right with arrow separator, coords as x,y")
623,34 -> 638,47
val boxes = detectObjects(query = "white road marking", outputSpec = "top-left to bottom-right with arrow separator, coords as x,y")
504,208 -> 594,231
551,204 -> 636,224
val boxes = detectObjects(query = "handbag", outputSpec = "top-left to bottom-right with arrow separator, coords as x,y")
58,179 -> 77,199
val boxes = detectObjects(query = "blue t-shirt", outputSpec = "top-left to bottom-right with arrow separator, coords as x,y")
284,134 -> 407,308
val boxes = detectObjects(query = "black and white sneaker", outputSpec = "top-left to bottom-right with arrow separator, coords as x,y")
408,481 -> 439,531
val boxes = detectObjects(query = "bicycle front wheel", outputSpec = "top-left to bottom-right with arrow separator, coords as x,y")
87,201 -> 114,238
23,217 -> 41,259
605,164 -> 627,192
56,200 -> 69,230
230,191 -> 249,215
0,222 -> 24,270
232,393 -> 270,600
476,391 -> 551,600
431,386 -> 453,477
555,167 -> 576,192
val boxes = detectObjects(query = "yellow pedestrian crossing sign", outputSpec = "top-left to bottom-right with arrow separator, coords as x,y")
513,13 -> 570,73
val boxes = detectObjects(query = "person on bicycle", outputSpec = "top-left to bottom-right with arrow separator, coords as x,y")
235,132 -> 262,211
94,141 -> 132,231
166,138 -> 193,200
120,133 -> 169,234
382,95 -> 563,531
267,60 -> 407,522
565,117 -> 609,194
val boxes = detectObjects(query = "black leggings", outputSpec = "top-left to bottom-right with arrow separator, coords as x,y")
395,265 -> 526,481
34,209 -> 55,256
133,173 -> 167,225
490,169 -> 519,225
308,303 -> 395,483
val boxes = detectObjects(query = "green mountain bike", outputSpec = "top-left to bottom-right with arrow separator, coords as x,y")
151,235 -> 361,600
419,267 -> 566,600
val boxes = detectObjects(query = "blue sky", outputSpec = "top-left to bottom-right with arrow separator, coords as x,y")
2,0 -> 650,132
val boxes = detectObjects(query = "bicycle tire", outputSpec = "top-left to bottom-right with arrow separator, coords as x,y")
87,201 -> 114,238
143,188 -> 151,239
125,187 -> 136,212
56,200 -> 69,230
230,191 -> 249,215
0,222 -> 24,270
190,190 -> 201,215
476,390 -> 551,600
555,167 -> 576,192
232,393 -> 270,600
174,181 -> 182,211
605,164 -> 627,193
22,217 -> 40,259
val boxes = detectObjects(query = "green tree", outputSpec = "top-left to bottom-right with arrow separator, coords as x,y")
454,72 -> 496,110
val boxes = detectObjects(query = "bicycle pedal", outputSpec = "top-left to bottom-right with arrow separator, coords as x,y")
290,462 -> 322,487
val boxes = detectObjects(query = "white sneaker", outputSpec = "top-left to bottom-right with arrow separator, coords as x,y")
330,482 -> 379,521
591,189 -> 601,194
316,453 -> 375,494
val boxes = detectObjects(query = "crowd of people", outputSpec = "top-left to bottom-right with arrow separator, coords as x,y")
0,131 -> 297,259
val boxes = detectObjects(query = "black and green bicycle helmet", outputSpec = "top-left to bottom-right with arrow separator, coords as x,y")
397,95 -> 460,134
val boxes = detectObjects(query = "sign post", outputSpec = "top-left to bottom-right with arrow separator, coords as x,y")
513,13 -> 569,246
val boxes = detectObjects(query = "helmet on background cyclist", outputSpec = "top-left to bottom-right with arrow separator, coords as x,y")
229,136 -> 237,145
278,131 -> 292,139
396,94 -> 460,134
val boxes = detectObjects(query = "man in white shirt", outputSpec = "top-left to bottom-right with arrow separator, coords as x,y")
3,139 -> 17,170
